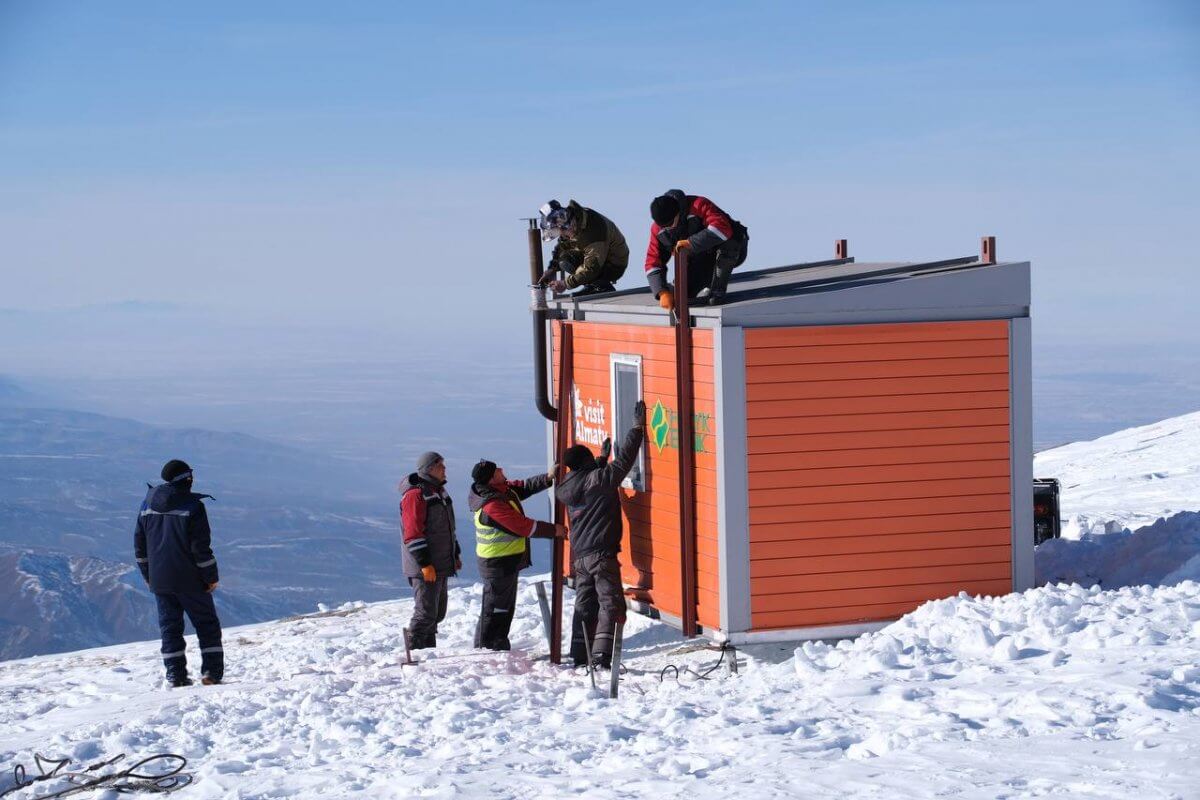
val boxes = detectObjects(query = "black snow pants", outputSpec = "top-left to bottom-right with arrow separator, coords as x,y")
156,591 -> 223,682
569,552 -> 626,667
408,576 -> 448,649
474,567 -> 519,651
686,235 -> 749,297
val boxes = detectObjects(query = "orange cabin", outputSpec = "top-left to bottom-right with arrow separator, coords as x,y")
546,253 -> 1033,643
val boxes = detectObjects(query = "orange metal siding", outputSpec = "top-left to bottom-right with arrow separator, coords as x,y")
745,320 -> 1012,631
552,322 -> 719,629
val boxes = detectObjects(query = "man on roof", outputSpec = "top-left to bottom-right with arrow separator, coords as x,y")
469,459 -> 567,651
645,189 -> 749,307
539,199 -> 630,297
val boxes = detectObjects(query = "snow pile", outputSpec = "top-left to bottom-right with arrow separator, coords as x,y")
2,576 -> 1199,798
1037,511 -> 1200,588
1034,410 -> 1200,538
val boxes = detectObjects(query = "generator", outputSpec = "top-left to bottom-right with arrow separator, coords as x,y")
1033,478 -> 1062,545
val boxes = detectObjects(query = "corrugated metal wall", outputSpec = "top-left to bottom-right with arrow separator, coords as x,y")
744,320 -> 1013,630
553,322 -> 720,629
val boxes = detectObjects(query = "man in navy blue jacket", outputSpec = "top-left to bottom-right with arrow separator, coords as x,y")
134,459 -> 224,687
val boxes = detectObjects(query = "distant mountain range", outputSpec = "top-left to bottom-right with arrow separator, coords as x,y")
0,400 -> 433,661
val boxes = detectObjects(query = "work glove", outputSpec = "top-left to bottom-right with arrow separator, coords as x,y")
673,239 -> 692,255
633,400 -> 647,428
600,437 -> 612,459
658,290 -> 675,310
553,524 -> 569,539
547,468 -> 557,484
549,279 -> 567,293
421,565 -> 437,583
207,581 -> 219,593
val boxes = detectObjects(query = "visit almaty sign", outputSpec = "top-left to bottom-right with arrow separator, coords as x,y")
649,399 -> 713,454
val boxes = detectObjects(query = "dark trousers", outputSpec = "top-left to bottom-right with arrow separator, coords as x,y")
155,591 -> 223,682
569,552 -> 627,667
408,576 -> 448,648
474,568 -> 519,651
687,237 -> 749,297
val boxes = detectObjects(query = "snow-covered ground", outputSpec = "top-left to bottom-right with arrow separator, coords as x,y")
1,413 -> 1199,798
1034,410 -> 1200,538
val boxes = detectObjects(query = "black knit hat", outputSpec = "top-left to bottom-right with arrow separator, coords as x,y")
471,459 -> 497,485
563,444 -> 595,471
650,194 -> 681,227
161,459 -> 193,483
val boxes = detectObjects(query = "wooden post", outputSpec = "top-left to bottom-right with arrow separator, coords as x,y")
550,321 -> 574,663
673,248 -> 699,638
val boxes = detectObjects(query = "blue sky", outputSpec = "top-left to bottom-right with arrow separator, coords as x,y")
1,0 -> 1197,351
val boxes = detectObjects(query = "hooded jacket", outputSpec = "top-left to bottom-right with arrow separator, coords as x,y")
134,481 -> 218,594
555,423 -> 645,560
468,474 -> 554,575
551,201 -> 630,289
400,472 -> 461,579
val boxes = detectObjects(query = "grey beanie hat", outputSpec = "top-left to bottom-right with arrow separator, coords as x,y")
416,451 -> 444,476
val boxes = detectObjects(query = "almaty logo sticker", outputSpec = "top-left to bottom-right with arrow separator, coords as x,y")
650,400 -> 671,453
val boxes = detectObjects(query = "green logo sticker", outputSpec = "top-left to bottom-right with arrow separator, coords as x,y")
651,400 -> 671,453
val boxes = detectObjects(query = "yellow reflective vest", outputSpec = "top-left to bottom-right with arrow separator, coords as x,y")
474,499 -> 528,559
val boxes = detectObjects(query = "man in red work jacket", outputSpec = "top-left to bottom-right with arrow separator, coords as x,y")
645,189 -> 749,307
469,460 -> 567,651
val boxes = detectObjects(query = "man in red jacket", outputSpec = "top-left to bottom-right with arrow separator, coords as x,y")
645,189 -> 749,307
400,451 -> 461,649
469,460 -> 567,651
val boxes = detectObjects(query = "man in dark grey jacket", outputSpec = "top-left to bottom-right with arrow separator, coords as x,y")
556,400 -> 646,668
400,451 -> 462,649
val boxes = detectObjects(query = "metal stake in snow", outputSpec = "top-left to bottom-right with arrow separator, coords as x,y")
608,622 -> 624,699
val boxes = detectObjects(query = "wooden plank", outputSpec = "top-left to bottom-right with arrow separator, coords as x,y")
750,544 -> 1012,578
749,527 -> 1012,559
749,476 -> 1013,508
751,599 -> 941,630
747,408 -> 1009,435
746,356 -> 1008,385
745,339 -> 1009,367
746,392 -> 1009,422
748,375 -> 1010,402
571,367 -> 715,401
749,459 -> 1010,490
750,578 -> 1013,613
568,338 -> 713,365
753,562 -> 1010,596
750,494 -> 1011,524
750,442 -> 1012,472
748,424 -> 1010,455
749,510 -> 1013,541
744,320 -> 1009,349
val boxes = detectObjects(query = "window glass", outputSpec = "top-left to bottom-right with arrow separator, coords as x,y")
611,355 -> 645,491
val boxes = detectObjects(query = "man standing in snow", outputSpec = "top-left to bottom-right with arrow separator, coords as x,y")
539,199 -> 630,296
134,459 -> 224,687
400,451 -> 462,649
645,189 -> 749,307
557,401 -> 646,668
469,460 -> 566,650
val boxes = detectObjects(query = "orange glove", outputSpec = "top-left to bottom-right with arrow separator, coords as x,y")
421,565 -> 437,583
673,239 -> 691,254
658,290 -> 674,310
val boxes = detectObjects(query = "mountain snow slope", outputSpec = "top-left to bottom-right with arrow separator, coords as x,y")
1,413 -> 1199,797
1034,409 -> 1200,537
0,576 -> 1197,799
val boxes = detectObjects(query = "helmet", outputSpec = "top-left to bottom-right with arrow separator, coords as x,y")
538,200 -> 575,241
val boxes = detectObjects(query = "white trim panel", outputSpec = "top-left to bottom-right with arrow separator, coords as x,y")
1009,317 -> 1035,591
714,326 -> 751,634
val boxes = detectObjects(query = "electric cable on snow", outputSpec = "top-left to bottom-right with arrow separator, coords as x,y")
1,752 -> 191,798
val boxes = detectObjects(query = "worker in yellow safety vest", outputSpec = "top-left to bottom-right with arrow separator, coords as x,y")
468,459 -> 566,650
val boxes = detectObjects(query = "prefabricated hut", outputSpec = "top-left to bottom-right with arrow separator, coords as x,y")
544,243 -> 1034,644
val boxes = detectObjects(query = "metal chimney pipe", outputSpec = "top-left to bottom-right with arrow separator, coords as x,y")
528,220 -> 558,422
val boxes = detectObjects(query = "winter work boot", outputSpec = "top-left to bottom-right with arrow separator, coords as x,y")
169,676 -> 193,688
702,266 -> 733,306
201,675 -> 221,686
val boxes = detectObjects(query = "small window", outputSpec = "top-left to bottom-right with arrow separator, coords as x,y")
610,354 -> 645,491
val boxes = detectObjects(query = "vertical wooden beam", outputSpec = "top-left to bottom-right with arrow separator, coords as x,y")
550,321 -> 574,662
673,249 -> 699,638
